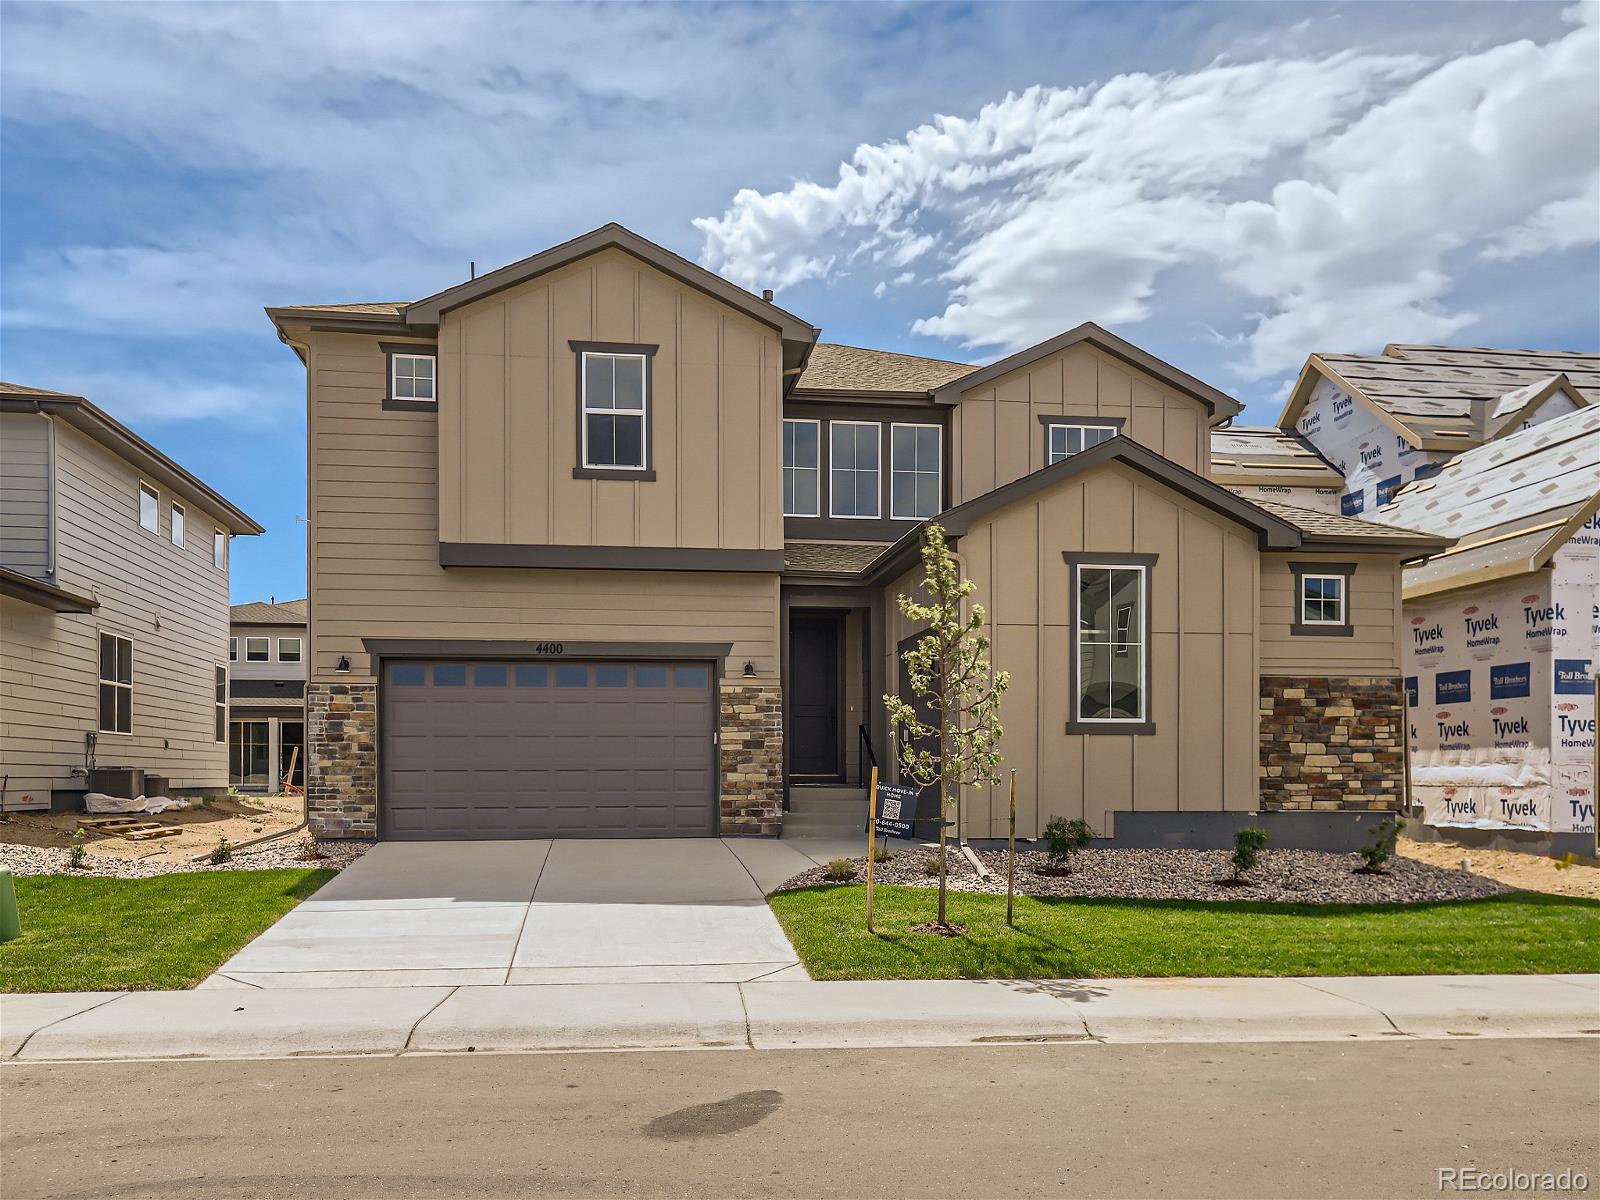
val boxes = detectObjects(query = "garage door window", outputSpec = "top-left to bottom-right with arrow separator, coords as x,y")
474,664 -> 507,686
515,665 -> 548,687
556,666 -> 588,687
596,666 -> 629,687
392,664 -> 425,686
433,665 -> 467,686
636,666 -> 668,687
675,666 -> 708,688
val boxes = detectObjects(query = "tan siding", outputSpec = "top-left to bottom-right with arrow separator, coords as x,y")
953,343 -> 1213,501
1260,553 -> 1403,675
2,421 -> 230,804
435,247 -> 783,553
1,411 -> 52,577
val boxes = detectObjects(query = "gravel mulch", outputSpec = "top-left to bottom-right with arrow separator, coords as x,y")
776,845 -> 1514,905
0,836 -> 372,879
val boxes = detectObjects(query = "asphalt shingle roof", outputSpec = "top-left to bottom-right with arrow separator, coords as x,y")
1249,498 -> 1447,545
230,598 -> 308,625
783,541 -> 892,575
795,343 -> 975,394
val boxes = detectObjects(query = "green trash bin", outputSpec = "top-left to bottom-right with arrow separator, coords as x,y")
0,866 -> 21,943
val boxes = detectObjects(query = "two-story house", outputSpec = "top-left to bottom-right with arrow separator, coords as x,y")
268,224 -> 1450,847
228,597 -> 308,793
1,382 -> 263,810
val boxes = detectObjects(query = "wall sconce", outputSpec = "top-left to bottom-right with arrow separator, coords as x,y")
335,655 -> 351,673
742,661 -> 756,678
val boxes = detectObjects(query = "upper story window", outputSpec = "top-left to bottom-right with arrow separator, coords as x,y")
783,419 -> 821,517
229,637 -> 238,662
138,483 -> 159,533
98,632 -> 133,734
245,636 -> 270,662
1066,554 -> 1156,735
1290,562 -> 1356,637
381,343 -> 439,411
213,528 -> 227,571
829,421 -> 880,519
277,637 -> 303,663
214,665 -> 228,743
574,343 -> 655,478
170,502 -> 185,548
1046,421 -> 1117,465
890,424 -> 942,521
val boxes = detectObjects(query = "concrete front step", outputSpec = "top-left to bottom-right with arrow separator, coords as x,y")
789,786 -> 868,804
783,815 -> 866,834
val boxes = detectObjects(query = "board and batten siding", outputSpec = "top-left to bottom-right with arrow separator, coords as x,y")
950,342 -> 1210,504
304,329 -> 781,689
1259,553 -> 1404,675
885,463 -> 1260,840
1,411 -> 53,577
436,247 -> 785,553
1,421 -> 231,807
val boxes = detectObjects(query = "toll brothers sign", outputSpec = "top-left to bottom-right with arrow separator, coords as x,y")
1404,544 -> 1597,836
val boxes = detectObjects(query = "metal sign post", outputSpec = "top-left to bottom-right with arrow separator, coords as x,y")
865,765 -> 880,933
1007,769 -> 1017,927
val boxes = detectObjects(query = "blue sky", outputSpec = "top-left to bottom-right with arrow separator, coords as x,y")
3,1 -> 1596,604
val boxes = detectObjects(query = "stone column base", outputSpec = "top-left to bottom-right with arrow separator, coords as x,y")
719,681 -> 784,836
306,682 -> 377,839
1259,676 -> 1405,813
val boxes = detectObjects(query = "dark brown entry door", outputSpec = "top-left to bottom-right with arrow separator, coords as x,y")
789,613 -> 843,778
380,659 -> 716,840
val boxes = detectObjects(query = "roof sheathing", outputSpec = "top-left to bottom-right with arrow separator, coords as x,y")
1209,426 -> 1344,485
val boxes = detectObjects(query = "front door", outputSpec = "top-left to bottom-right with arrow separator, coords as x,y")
789,612 -> 843,779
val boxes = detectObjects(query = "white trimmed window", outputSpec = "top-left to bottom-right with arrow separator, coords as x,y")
213,528 -> 227,570
1073,563 -> 1148,725
391,353 -> 436,402
890,423 -> 942,520
1047,423 -> 1116,464
277,637 -> 302,663
245,636 -> 270,662
170,501 -> 185,547
581,352 -> 647,470
1300,574 -> 1346,625
215,665 -> 228,743
783,419 -> 821,517
829,421 -> 880,519
138,483 -> 159,533
98,632 -> 133,734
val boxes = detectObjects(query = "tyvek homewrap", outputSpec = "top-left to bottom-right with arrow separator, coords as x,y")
1549,530 -> 1598,835
1295,376 -> 1451,517
1222,483 -> 1344,514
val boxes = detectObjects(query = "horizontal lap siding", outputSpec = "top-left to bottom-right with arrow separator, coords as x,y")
1260,554 -> 1403,675
2,422 -> 230,802
1,412 -> 52,577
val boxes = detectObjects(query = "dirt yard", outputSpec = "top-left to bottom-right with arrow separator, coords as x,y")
1399,835 -> 1600,900
0,794 -> 305,865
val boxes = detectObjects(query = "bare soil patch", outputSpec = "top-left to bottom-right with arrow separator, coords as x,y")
1399,835 -> 1600,900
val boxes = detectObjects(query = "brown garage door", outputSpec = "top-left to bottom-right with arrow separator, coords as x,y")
381,659 -> 716,840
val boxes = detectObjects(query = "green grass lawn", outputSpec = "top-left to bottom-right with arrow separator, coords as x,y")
768,885 -> 1600,980
0,869 -> 335,993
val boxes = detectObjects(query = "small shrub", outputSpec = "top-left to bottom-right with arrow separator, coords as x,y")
1358,816 -> 1405,873
208,836 -> 234,865
1231,827 -> 1269,880
1041,817 -> 1095,874
824,857 -> 857,882
295,840 -> 327,862
67,828 -> 88,870
922,854 -> 943,877
871,844 -> 893,863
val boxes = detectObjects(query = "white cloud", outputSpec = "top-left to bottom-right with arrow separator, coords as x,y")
697,8 -> 1599,380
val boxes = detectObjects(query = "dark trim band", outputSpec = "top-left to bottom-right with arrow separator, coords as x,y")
439,542 -> 785,572
0,566 -> 98,614
1036,414 -> 1126,429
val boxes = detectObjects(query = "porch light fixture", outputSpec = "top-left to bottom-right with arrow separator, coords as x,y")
335,655 -> 351,673
742,661 -> 756,677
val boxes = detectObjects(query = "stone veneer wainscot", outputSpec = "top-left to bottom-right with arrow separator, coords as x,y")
1259,676 -> 1406,812
718,681 -> 784,836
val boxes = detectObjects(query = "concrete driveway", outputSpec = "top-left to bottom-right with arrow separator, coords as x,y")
209,839 -> 827,989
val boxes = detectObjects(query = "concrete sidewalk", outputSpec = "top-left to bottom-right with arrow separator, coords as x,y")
3,974 -> 1594,1062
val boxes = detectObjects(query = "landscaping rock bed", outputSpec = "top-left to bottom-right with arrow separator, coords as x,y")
776,845 -> 1513,905
0,836 -> 371,879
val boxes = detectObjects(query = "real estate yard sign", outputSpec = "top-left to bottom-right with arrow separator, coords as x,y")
1405,534 -> 1597,835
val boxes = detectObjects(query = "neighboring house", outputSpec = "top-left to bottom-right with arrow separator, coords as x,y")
1374,407 -> 1600,856
267,222 -> 1448,846
0,382 -> 263,810
1209,426 -> 1345,513
1274,345 -> 1595,517
228,598 -> 308,793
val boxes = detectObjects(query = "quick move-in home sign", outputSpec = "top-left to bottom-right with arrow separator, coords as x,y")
874,782 -> 927,839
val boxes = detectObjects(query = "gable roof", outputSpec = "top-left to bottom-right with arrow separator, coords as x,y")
231,598 -> 308,626
794,343 -> 975,396
927,322 -> 1242,420
1209,426 -> 1343,487
0,382 -> 264,535
1372,405 -> 1600,597
1278,344 -> 1596,449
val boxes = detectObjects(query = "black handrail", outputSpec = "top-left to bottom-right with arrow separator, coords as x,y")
858,723 -> 878,771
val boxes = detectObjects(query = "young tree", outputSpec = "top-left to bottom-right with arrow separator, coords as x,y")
884,524 -> 1009,929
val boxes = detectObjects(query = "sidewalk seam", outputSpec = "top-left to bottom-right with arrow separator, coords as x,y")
1291,978 -> 1409,1036
9,993 -> 129,1059
401,986 -> 459,1055
502,841 -> 554,983
735,984 -> 755,1050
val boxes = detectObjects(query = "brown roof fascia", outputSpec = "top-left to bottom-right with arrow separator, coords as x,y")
0,395 -> 264,535
929,322 -> 1241,420
0,566 -> 98,614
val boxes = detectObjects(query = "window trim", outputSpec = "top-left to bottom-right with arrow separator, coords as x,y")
170,501 -> 186,548
782,417 -> 822,518
380,342 -> 439,411
98,631 -> 133,735
137,482 -> 160,535
571,341 -> 658,481
213,528 -> 227,571
245,636 -> 271,663
1063,551 -> 1158,736
888,422 -> 944,522
1041,416 -> 1123,466
828,420 -> 883,520
1289,561 -> 1357,637
277,636 -> 303,663
214,664 -> 228,744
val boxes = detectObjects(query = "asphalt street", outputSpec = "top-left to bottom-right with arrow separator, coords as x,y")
3,1038 -> 1595,1199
